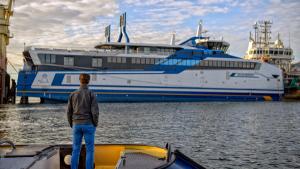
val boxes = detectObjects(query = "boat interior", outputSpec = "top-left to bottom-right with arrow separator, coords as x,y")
0,140 -> 205,169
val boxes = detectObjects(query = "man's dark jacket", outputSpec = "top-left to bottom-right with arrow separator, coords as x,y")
67,85 -> 99,127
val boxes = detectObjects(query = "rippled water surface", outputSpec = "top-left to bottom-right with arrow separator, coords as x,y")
0,102 -> 300,168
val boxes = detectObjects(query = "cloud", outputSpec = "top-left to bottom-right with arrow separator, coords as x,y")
5,0 -> 300,79
7,0 -> 119,73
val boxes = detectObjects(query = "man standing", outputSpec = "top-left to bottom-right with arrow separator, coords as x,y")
67,74 -> 99,169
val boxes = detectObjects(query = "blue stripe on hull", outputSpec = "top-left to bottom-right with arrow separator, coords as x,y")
17,91 -> 282,102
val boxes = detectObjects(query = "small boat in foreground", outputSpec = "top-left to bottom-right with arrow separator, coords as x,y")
0,140 -> 206,169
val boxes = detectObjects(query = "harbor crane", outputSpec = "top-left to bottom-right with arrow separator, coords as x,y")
0,0 -> 14,104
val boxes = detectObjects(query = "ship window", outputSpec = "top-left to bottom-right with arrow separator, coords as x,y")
92,74 -> 97,81
110,57 -> 115,63
150,58 -> 155,64
199,60 -> 205,67
238,62 -> 243,68
144,47 -> 150,55
221,61 -> 226,67
233,61 -> 239,68
122,57 -> 126,63
64,56 -> 74,66
254,50 -> 257,54
51,55 -> 56,63
136,58 -> 141,64
140,58 -> 145,64
66,75 -> 71,83
45,54 -> 51,63
274,51 -> 278,55
155,58 -> 160,64
242,62 -> 247,68
92,58 -> 102,67
150,48 -> 157,52
228,61 -> 234,68
246,62 -> 251,68
279,51 -> 283,55
38,54 -> 56,64
131,58 -> 136,64
146,58 -> 151,64
255,63 -> 261,69
250,62 -> 255,69
217,60 -> 222,67
208,60 -> 213,67
45,54 -> 56,64
107,57 -> 112,63
270,50 -> 274,55
212,60 -> 217,67
38,54 -> 45,63
226,61 -> 231,68
117,57 -> 122,63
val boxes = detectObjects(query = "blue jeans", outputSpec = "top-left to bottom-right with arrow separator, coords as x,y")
71,124 -> 96,169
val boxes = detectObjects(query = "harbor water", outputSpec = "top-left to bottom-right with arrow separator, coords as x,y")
0,102 -> 299,168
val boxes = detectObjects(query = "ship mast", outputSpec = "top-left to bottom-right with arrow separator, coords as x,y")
259,20 -> 272,47
253,22 -> 258,46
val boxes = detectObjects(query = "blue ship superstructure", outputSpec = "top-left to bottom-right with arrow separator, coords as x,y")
17,14 -> 284,102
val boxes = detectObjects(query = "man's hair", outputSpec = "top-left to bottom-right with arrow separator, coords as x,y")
79,74 -> 90,84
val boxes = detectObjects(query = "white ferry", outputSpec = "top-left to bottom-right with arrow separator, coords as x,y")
17,14 -> 284,102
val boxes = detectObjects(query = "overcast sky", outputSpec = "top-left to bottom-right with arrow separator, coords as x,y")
6,0 -> 300,77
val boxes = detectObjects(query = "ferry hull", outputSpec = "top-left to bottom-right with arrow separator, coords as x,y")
17,71 -> 283,102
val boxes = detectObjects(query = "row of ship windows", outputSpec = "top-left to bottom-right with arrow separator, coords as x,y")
39,54 -> 257,69
197,60 -> 257,69
249,49 -> 292,55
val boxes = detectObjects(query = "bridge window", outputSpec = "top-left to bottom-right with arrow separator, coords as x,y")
92,58 -> 102,67
64,56 -> 74,66
38,54 -> 56,64
144,47 -> 150,55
